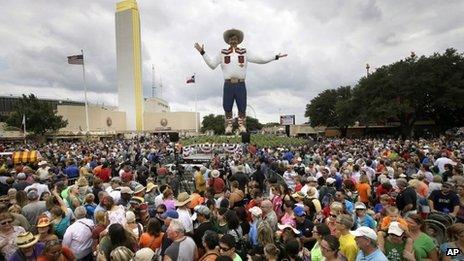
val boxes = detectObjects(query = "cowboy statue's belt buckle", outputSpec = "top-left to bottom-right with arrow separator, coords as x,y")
230,78 -> 239,83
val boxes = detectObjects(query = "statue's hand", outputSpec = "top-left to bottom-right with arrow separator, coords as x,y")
194,43 -> 204,53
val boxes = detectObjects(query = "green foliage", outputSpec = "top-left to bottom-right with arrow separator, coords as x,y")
201,114 -> 263,134
245,116 -> 263,131
305,86 -> 354,129
201,114 -> 225,135
263,122 -> 280,128
181,134 -> 307,147
6,94 -> 68,135
306,48 -> 464,137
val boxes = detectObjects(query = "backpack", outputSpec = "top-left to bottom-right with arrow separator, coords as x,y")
233,229 -> 247,260
321,192 -> 334,208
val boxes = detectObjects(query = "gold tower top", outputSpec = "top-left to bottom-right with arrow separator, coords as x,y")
116,0 -> 138,12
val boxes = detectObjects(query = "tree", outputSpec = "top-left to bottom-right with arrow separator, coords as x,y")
245,116 -> 263,131
305,86 -> 355,136
263,122 -> 280,128
352,49 -> 464,137
6,94 -> 68,135
201,114 -> 263,134
201,114 -> 225,134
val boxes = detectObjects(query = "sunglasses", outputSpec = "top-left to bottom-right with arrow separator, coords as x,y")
0,220 -> 13,225
156,211 -> 164,215
330,214 -> 337,218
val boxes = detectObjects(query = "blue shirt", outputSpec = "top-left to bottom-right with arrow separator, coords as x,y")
64,165 -> 79,179
355,248 -> 388,261
344,200 -> 354,214
249,220 -> 259,246
356,214 -> 376,229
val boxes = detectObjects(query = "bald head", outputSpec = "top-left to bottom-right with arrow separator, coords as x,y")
261,200 -> 273,214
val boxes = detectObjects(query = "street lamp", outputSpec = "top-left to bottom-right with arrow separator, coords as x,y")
366,63 -> 370,77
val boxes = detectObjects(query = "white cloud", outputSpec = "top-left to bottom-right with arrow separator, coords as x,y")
0,0 -> 463,124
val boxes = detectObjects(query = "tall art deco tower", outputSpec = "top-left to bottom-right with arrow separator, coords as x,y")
115,0 -> 143,131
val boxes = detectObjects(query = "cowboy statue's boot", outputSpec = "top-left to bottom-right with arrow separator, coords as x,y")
225,112 -> 233,135
238,112 -> 247,133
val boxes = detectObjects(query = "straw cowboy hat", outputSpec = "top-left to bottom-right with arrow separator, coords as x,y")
175,192 -> 192,207
133,184 -> 146,194
15,232 -> 39,248
37,217 -> 51,228
223,28 -> 244,44
146,182 -> 158,193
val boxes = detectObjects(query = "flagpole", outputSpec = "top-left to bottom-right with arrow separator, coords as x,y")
22,114 -> 26,145
81,49 -> 90,133
194,73 -> 198,134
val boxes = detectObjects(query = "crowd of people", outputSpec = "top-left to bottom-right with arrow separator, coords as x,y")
0,135 -> 463,261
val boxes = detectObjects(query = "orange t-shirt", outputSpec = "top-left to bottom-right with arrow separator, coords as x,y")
139,232 -> 164,250
356,183 -> 371,203
380,216 -> 408,231
416,182 -> 429,198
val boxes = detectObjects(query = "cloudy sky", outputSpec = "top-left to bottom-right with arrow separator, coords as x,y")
1,0 -> 463,124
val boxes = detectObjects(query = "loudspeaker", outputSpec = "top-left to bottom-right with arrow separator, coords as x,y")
168,132 -> 179,142
241,132 -> 250,143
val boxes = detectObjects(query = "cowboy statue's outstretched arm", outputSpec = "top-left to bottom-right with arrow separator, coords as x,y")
194,42 -> 221,70
247,50 -> 288,64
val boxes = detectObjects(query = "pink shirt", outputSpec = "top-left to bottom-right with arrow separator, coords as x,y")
280,212 -> 296,227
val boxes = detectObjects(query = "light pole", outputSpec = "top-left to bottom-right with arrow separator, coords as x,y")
366,63 -> 370,77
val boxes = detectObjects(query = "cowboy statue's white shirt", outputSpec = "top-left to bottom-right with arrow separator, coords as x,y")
201,47 -> 276,80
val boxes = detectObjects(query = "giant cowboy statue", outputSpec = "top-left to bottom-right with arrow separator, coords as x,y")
195,29 -> 287,134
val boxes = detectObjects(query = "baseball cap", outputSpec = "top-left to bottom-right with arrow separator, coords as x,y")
111,177 -> 122,184
249,206 -> 262,217
26,190 -> 39,200
326,177 -> 336,185
17,173 -> 26,180
126,211 -> 136,223
160,210 -> 179,220
293,206 -> 306,217
388,221 -> 404,237
133,248 -> 155,261
277,223 -> 300,235
307,176 -> 317,182
350,226 -> 377,241
354,202 -> 367,210
191,205 -> 211,221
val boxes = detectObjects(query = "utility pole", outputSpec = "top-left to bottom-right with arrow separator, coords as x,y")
151,65 -> 155,98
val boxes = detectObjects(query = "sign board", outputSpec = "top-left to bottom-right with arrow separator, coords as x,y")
280,115 -> 295,125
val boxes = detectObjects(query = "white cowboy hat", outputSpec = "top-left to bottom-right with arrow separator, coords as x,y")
211,170 -> 220,178
223,28 -> 244,44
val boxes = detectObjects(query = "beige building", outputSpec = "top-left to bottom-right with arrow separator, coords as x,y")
57,103 -> 199,134
57,105 -> 126,133
144,97 -> 170,113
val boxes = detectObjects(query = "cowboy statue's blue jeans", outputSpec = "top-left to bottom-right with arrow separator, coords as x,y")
223,81 -> 247,113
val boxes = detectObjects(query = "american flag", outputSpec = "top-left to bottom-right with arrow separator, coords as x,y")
186,75 -> 195,84
67,54 -> 84,65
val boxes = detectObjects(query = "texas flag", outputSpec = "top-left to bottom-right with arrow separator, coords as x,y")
186,74 -> 195,84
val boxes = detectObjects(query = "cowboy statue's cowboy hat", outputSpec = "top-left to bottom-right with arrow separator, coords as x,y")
223,28 -> 244,44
